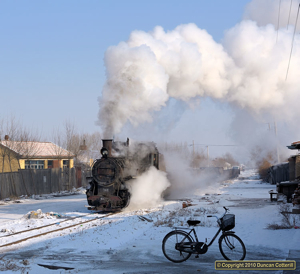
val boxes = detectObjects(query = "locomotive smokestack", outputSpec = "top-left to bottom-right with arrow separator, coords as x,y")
102,139 -> 113,157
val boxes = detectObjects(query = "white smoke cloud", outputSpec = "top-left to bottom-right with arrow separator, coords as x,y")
223,20 -> 300,117
98,42 -> 169,138
98,23 -> 238,136
98,0 -> 300,150
128,25 -> 237,101
125,166 -> 170,210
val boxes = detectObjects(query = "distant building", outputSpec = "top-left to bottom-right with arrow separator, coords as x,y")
273,141 -> 300,202
0,136 -> 74,173
288,154 -> 300,181
287,141 -> 300,181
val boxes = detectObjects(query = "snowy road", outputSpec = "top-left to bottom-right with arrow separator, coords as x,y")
0,170 -> 299,273
0,194 -> 89,224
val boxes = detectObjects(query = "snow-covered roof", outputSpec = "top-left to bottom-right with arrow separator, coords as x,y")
287,141 -> 300,150
0,140 -> 74,159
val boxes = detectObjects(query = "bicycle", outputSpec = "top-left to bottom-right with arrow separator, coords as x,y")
162,206 -> 246,263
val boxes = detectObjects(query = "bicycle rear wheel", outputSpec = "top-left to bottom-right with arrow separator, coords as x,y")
219,233 -> 246,260
162,231 -> 193,263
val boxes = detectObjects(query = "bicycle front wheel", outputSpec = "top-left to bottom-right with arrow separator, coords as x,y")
162,231 -> 193,263
219,233 -> 246,260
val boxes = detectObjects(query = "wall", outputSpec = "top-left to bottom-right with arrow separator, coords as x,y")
19,159 -> 25,169
288,155 -> 300,181
296,155 -> 300,180
268,163 -> 289,184
0,147 -> 21,173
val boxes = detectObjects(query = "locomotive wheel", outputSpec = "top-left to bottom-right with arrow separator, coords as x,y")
121,191 -> 131,208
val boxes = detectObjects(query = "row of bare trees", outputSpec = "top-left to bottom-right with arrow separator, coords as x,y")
161,141 -> 240,168
51,120 -> 103,167
1,115 -> 242,171
0,116 -> 104,171
250,146 -> 283,181
0,116 -> 43,173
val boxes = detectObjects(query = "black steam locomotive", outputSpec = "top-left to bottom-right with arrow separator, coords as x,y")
86,138 -> 160,211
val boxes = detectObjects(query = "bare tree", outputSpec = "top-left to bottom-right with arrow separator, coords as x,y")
51,126 -> 67,156
250,145 -> 277,181
0,115 -> 42,196
50,120 -> 103,169
61,121 -> 102,165
0,115 -> 23,173
87,132 -> 102,152
212,153 -> 240,168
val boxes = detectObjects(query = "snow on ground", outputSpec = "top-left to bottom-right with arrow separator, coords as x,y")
0,169 -> 299,273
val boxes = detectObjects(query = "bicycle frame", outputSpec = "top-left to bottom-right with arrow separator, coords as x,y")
174,226 -> 223,248
173,207 -> 235,251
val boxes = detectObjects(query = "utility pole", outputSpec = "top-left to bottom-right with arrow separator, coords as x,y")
206,145 -> 209,167
274,121 -> 280,164
190,143 -> 239,168
193,140 -> 195,159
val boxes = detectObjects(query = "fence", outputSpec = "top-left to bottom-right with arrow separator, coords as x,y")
0,167 -> 84,200
267,163 -> 289,185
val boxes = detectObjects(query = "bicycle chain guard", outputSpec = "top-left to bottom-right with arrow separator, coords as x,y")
195,242 -> 208,254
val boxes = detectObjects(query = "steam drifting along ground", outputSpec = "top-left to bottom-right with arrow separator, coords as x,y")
125,166 -> 170,210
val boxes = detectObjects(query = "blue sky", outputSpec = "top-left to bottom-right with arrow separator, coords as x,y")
0,0 -> 251,141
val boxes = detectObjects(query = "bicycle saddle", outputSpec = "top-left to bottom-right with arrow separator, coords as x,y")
187,220 -> 201,226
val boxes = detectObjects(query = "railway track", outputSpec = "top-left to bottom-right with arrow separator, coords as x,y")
0,212 -> 118,249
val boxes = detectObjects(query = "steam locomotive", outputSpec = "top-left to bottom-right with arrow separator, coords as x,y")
86,138 -> 160,211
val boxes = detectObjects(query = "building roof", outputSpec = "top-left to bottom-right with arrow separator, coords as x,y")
287,141 -> 300,150
0,140 -> 74,159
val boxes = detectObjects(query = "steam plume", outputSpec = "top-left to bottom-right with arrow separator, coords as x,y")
98,0 -> 300,138
125,166 -> 170,210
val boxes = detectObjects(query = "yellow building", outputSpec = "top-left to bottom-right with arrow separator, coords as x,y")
0,139 -> 74,173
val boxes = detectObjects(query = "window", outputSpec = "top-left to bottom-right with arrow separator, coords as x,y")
25,160 -> 44,169
48,160 -> 53,168
63,160 -> 69,169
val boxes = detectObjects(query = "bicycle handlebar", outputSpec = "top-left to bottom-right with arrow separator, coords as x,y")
207,207 -> 229,219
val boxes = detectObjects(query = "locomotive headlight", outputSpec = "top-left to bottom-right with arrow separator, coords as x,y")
101,147 -> 108,158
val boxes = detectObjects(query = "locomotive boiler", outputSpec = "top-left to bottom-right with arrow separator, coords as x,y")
86,138 -> 159,211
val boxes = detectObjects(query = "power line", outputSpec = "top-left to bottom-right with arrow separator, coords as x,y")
189,144 -> 239,147
277,0 -> 282,43
189,143 -> 239,167
286,3 -> 300,80
287,0 -> 293,29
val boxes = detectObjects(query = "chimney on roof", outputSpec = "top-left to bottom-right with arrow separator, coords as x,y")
79,139 -> 87,150
4,135 -> 9,141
